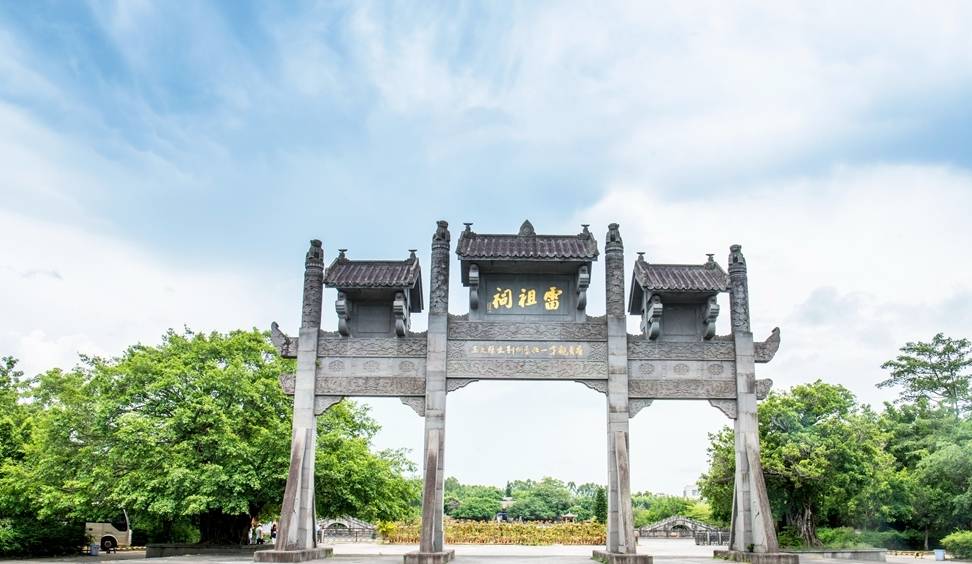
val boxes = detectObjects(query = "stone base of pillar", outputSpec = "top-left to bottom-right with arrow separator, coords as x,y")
714,550 -> 799,564
403,550 -> 455,564
253,546 -> 333,562
592,550 -> 653,564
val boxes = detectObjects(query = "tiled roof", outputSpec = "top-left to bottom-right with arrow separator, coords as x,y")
325,257 -> 421,289
633,260 -> 728,292
456,221 -> 599,261
628,257 -> 727,314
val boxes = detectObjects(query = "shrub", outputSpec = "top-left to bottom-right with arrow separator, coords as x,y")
777,527 -> 804,548
0,517 -> 86,557
942,531 -> 972,559
382,520 -> 606,545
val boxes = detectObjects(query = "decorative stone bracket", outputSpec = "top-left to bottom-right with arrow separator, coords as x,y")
643,295 -> 663,340
577,265 -> 590,310
468,263 -> 480,310
335,293 -> 351,337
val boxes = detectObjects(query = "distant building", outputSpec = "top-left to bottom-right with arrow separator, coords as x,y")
682,485 -> 700,499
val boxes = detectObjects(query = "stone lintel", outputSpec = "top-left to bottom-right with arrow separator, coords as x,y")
253,546 -> 333,562
403,550 -> 455,564
592,550 -> 653,564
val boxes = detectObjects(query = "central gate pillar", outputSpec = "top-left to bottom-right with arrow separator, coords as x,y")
595,224 -> 650,564
722,245 -> 795,564
407,221 -> 455,564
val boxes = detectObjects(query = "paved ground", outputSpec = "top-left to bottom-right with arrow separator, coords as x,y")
1,539 -> 948,564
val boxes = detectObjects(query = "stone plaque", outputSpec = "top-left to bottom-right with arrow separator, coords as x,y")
483,275 -> 572,318
458,340 -> 593,360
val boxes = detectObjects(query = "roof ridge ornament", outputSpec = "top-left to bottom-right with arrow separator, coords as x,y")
337,248 -> 348,261
518,220 -> 535,236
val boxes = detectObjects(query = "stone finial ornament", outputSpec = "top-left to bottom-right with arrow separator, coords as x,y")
433,220 -> 450,242
606,223 -> 623,244
728,244 -> 751,332
306,239 -> 324,263
518,219 -> 536,236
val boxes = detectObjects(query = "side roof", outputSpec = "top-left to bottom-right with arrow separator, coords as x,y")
324,251 -> 423,312
628,255 -> 728,314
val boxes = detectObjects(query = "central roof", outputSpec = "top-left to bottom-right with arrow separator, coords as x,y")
456,220 -> 599,261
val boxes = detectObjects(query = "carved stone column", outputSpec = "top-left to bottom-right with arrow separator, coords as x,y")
728,245 -> 782,558
408,221 -> 455,564
257,240 -> 333,562
603,224 -> 636,556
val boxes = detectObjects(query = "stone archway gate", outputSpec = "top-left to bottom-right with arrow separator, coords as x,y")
254,221 -> 792,564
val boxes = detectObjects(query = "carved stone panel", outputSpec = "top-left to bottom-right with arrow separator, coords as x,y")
317,336 -> 427,358
279,373 -> 426,396
626,378 -> 774,400
627,336 -> 735,361
448,319 -> 608,341
628,378 -> 736,399
447,359 -> 607,380
317,357 -> 426,378
628,360 -> 735,380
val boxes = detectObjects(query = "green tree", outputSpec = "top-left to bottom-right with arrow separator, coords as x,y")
507,477 -> 572,521
452,494 -> 502,520
593,486 -> 608,524
0,357 -> 86,555
879,334 -> 972,418
15,330 -> 419,545
699,381 -> 899,546
911,419 -> 972,536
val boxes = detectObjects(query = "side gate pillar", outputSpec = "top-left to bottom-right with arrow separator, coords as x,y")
407,221 -> 455,564
726,245 -> 793,564
257,240 -> 333,562
595,224 -> 649,564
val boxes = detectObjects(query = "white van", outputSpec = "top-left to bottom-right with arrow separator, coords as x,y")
86,510 -> 132,551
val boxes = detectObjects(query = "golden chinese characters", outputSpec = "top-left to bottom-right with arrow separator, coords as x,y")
543,286 -> 563,310
518,288 -> 537,307
491,287 -> 513,309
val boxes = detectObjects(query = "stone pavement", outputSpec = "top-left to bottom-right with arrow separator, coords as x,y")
4,539 -> 928,564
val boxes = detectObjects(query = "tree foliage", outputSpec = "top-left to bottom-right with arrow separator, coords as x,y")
699,381 -> 900,546
0,330 -> 420,552
879,334 -> 972,418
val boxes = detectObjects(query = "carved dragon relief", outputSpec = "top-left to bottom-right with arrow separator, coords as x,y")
270,322 -> 298,358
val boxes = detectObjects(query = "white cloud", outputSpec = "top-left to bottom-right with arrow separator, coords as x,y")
0,209 -> 297,377
567,163 -> 972,493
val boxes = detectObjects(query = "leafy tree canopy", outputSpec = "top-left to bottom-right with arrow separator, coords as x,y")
879,333 -> 972,418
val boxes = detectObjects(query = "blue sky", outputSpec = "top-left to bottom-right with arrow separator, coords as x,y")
3,1 -> 972,494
